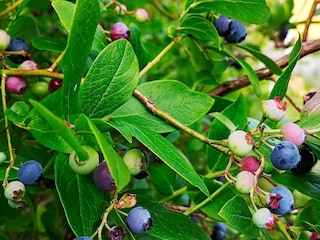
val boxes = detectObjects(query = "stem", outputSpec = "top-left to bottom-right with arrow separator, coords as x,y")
1,74 -> 15,187
276,220 -> 293,240
159,186 -> 188,203
1,69 -> 64,79
0,0 -> 23,17
139,38 -> 182,78
148,0 -> 177,20
48,50 -> 65,72
183,182 -> 230,216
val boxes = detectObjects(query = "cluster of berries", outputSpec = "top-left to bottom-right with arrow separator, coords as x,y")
214,15 -> 247,43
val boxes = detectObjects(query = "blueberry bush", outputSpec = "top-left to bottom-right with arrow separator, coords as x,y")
1,0 -> 320,239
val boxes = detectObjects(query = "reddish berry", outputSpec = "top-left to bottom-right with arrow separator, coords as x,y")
239,155 -> 261,174
48,79 -> 63,92
93,161 -> 116,191
135,8 -> 149,22
110,22 -> 130,41
281,123 -> 306,147
108,226 -> 126,240
5,76 -> 27,94
19,60 -> 38,70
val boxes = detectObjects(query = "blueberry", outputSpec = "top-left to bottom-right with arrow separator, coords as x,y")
93,161 -> 116,191
5,76 -> 27,94
110,22 -> 130,41
291,148 -> 317,174
267,186 -> 294,215
109,225 -> 126,240
73,236 -> 92,240
211,222 -> 227,240
18,160 -> 44,186
225,22 -> 247,43
270,141 -> 301,170
126,206 -> 153,234
6,38 -> 30,64
215,16 -> 231,36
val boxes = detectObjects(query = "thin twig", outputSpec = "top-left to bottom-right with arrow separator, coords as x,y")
148,0 -> 177,20
302,0 -> 320,41
0,0 -> 23,18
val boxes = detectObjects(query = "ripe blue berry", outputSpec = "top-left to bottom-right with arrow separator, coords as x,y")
6,38 -> 31,64
267,186 -> 294,215
291,148 -> 317,174
270,141 -> 301,170
18,160 -> 44,186
126,206 -> 153,234
4,180 -> 25,202
225,22 -> 247,43
252,208 -> 276,230
215,16 -> 231,36
228,130 -> 254,157
211,222 -> 227,240
93,161 -> 115,191
0,30 -> 11,51
281,123 -> 306,147
110,22 -> 130,41
73,237 -> 92,240
5,76 -> 27,94
109,225 -> 126,240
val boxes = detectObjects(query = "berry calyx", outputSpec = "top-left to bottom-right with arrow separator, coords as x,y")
69,146 -> 99,175
281,123 -> 306,147
267,186 -> 295,215
235,170 -> 255,194
5,76 -> 27,94
6,38 -> 31,64
270,141 -> 301,170
4,180 -> 26,202
48,79 -> 63,92
109,226 -> 126,240
239,155 -> 261,174
126,206 -> 153,234
93,161 -> 116,191
7,199 -> 26,209
228,130 -> 254,157
262,96 -> 287,122
0,30 -> 11,51
252,208 -> 277,230
110,22 -> 130,41
18,160 -> 44,186
135,8 -> 149,22
123,148 -> 149,176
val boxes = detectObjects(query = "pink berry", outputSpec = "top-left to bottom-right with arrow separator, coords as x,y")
235,170 -> 255,194
0,30 -> 10,51
110,22 -> 130,41
262,96 -> 286,121
281,123 -> 306,147
48,79 -> 63,92
19,60 -> 38,70
5,76 -> 27,94
252,208 -> 277,230
228,130 -> 254,157
239,155 -> 261,174
135,8 -> 149,22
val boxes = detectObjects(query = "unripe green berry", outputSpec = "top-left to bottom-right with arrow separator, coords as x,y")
235,170 -> 254,194
0,152 -> 7,165
252,208 -> 276,230
69,146 -> 99,175
0,30 -> 10,50
135,8 -> 149,22
123,148 -> 148,176
262,96 -> 286,122
4,181 -> 26,202
228,130 -> 254,157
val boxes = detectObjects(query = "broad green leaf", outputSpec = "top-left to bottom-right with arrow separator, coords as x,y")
80,115 -> 130,191
54,153 -> 104,236
272,172 -> 320,199
61,0 -> 100,117
79,40 -> 139,118
219,196 -> 260,237
237,45 -> 283,75
29,100 -> 88,161
295,201 -> 320,234
190,0 -> 270,24
269,35 -> 302,100
52,1 -> 74,31
129,23 -> 149,69
32,36 -> 66,52
7,15 -> 38,41
107,80 -> 214,139
210,112 -> 237,132
207,95 -> 248,170
179,15 -> 220,48
5,101 -> 30,124
130,126 -> 210,196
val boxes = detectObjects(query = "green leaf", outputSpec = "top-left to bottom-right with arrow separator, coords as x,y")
207,95 -> 248,170
272,172 -> 320,199
219,195 -> 260,237
79,40 -> 139,118
61,0 -> 100,117
51,1 -> 74,31
80,114 -> 131,191
179,15 -> 220,48
131,126 -> 210,196
190,0 -> 270,24
129,23 -> 149,69
107,80 -> 214,139
29,99 -> 88,161
237,45 -> 283,75
32,36 -> 66,52
210,112 -> 237,132
5,101 -> 30,124
54,153 -> 104,236
269,35 -> 302,100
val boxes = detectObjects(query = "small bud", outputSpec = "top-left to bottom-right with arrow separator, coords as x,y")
135,8 -> 149,22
